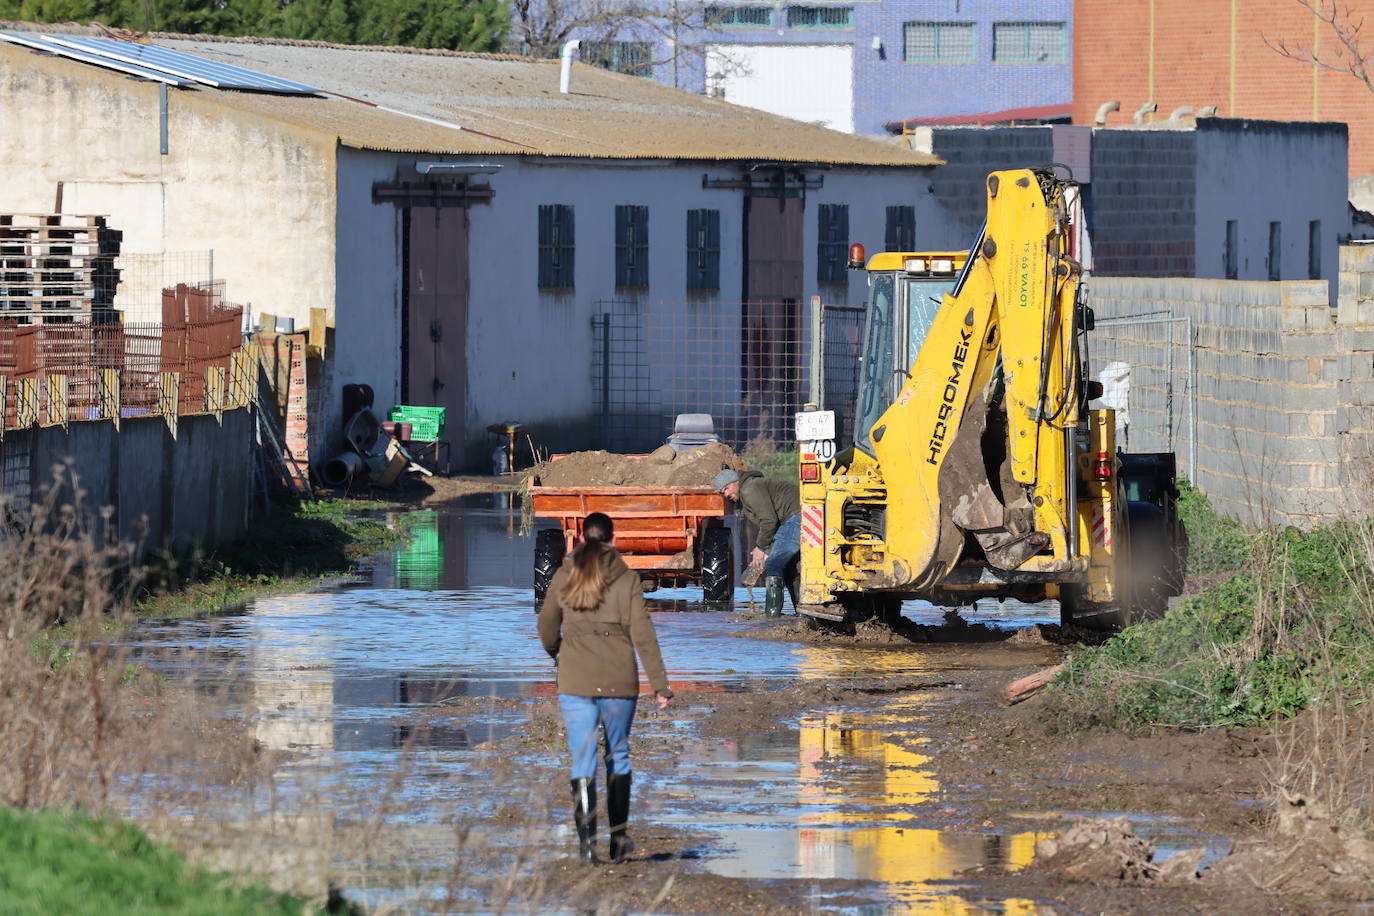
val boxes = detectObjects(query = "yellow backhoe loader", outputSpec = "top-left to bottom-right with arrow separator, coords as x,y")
797,168 -> 1186,627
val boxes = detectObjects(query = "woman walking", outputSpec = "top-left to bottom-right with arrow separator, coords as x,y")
537,512 -> 673,864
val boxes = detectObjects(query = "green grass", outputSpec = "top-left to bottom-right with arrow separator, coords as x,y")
1176,479 -> 1253,577
0,806 -> 327,915
136,499 -> 411,619
740,440 -> 800,483
1048,516 -> 1374,731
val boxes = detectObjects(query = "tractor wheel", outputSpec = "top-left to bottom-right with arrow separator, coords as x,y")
701,526 -> 734,604
1123,501 -> 1171,625
533,529 -> 566,602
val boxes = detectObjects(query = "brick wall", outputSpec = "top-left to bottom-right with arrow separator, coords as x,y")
1075,0 -> 1374,177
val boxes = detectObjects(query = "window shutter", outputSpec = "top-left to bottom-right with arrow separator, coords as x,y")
615,205 -> 629,287
560,205 -> 574,287
818,204 -> 848,283
706,210 -> 720,290
538,205 -> 552,288
885,206 -> 915,252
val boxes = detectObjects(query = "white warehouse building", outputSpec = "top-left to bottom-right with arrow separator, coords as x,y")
1,25 -> 964,468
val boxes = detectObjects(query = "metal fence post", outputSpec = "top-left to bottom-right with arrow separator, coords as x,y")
809,295 -> 824,408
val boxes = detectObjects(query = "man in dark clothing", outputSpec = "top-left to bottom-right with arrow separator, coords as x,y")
713,468 -> 801,617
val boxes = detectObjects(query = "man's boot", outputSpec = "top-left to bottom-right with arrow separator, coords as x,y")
606,772 -> 636,863
785,571 -> 801,614
764,576 -> 785,617
570,777 -> 598,863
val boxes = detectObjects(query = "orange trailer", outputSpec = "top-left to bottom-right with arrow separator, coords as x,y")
528,484 -> 735,603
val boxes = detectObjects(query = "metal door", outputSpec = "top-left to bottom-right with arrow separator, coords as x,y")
743,196 -> 804,441
406,207 -> 468,442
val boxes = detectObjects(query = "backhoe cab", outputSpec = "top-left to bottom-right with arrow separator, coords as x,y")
798,169 -> 1186,628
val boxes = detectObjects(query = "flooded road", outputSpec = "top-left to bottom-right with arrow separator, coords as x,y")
119,501 -> 1225,914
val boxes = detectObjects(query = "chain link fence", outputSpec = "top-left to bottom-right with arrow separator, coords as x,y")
1088,312 -> 1197,481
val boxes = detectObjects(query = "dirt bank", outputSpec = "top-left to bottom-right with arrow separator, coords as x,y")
528,443 -> 747,488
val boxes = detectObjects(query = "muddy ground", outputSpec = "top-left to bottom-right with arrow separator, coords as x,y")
427,615 -> 1360,916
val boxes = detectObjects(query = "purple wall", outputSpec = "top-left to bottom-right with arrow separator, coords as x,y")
555,0 -> 1072,136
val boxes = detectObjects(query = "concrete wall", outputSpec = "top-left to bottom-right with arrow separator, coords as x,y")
1087,273 -> 1340,526
0,45 -> 337,325
7,409 -> 255,555
914,120 -> 1348,282
1193,119 -> 1347,290
334,149 -> 961,466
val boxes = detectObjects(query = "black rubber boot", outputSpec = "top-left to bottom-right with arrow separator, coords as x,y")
607,772 -> 635,864
570,777 -> 598,863
764,576 -> 785,618
785,570 -> 801,613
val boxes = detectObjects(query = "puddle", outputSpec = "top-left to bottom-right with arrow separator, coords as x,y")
115,501 -> 1141,913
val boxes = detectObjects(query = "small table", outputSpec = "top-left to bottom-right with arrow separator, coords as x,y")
486,422 -> 526,473
406,439 -> 451,475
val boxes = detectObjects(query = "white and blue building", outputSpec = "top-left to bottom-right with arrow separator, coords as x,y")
559,0 -> 1073,135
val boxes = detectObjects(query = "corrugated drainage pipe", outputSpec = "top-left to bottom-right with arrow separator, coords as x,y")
321,451 -> 364,488
560,40 -> 581,94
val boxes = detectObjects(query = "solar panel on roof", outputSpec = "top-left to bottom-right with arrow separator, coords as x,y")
42,35 -> 320,95
0,32 -> 187,85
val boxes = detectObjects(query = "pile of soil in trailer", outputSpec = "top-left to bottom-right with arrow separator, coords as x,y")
530,443 -> 749,487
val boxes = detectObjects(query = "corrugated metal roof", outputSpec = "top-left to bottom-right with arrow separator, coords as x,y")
1,23 -> 940,166
885,104 -> 1073,133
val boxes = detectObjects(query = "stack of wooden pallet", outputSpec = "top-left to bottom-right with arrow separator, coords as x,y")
0,214 -> 122,324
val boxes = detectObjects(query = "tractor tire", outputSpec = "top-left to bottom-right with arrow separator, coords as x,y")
1123,501 -> 1171,625
701,526 -> 734,604
533,529 -> 566,602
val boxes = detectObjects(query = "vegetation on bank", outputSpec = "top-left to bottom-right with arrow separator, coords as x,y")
1048,484 -> 1374,732
0,807 -> 329,915
135,498 -> 409,618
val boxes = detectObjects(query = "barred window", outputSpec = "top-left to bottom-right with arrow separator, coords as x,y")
616,205 -> 649,288
787,6 -> 853,28
817,204 -> 849,284
686,209 -> 720,291
582,40 -> 655,78
538,204 -> 575,290
885,206 -> 915,253
992,21 -> 1065,62
903,21 -> 976,62
706,5 -> 772,27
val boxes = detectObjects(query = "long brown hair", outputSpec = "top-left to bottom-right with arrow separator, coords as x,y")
561,512 -> 614,610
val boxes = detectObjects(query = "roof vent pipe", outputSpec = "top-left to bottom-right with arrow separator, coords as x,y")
1169,105 -> 1194,120
1196,105 -> 1219,118
1094,100 -> 1120,127
560,40 -> 581,94
1132,102 -> 1157,125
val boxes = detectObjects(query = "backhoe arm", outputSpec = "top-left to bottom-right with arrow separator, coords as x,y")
866,169 -> 1084,590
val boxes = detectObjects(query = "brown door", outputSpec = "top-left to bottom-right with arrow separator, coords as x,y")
406,207 -> 468,443
743,196 -> 804,441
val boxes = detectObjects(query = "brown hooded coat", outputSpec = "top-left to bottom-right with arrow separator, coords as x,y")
537,546 -> 673,699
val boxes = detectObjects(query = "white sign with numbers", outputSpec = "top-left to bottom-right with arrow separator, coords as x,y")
795,410 -> 835,442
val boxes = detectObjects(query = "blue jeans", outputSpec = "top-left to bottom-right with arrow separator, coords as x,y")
764,514 -> 802,579
558,695 -> 637,780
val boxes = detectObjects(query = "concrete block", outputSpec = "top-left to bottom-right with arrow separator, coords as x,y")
1283,331 -> 1336,358
1281,282 -> 1330,309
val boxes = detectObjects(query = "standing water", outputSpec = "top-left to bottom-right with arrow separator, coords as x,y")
118,498 -> 1192,914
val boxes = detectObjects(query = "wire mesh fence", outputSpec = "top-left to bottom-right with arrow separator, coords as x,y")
1088,312 -> 1197,481
114,251 -> 217,323
0,286 -> 245,426
591,299 -> 868,454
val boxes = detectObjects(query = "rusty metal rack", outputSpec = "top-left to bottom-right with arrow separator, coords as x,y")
0,214 -> 122,324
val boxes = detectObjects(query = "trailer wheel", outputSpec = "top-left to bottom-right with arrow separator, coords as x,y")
533,529 -> 566,601
701,526 -> 734,604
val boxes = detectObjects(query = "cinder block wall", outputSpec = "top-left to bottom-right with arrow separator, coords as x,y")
1087,273 -> 1338,526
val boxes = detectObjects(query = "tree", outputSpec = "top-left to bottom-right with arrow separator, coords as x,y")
1266,0 -> 1374,95
506,0 -> 744,90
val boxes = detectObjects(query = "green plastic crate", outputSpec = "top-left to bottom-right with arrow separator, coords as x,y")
389,405 -> 445,442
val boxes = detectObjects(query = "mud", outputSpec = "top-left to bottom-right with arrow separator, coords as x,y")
529,443 -> 747,487
118,504 -> 1374,915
